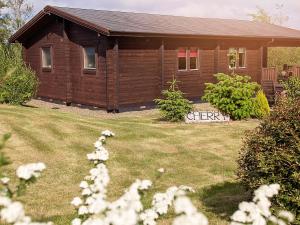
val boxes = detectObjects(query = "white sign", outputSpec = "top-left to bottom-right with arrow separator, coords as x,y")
185,111 -> 230,123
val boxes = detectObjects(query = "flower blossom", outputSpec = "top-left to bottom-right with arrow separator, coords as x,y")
101,130 -> 115,137
0,177 -> 10,185
0,201 -> 25,223
173,196 -> 208,225
16,162 -> 46,180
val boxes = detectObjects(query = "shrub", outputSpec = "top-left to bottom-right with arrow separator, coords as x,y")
154,78 -> 193,122
202,73 -> 260,120
252,90 -> 270,119
0,133 -> 11,178
282,76 -> 300,99
237,96 -> 300,222
0,44 -> 38,105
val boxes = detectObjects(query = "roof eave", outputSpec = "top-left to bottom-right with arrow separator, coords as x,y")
109,31 -> 300,42
9,5 -> 110,43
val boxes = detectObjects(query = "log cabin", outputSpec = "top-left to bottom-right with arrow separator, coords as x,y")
9,6 -> 300,112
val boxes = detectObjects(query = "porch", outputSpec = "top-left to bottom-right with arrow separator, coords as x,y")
261,65 -> 300,101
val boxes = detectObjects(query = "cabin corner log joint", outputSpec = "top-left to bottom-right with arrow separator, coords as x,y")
10,6 -> 300,111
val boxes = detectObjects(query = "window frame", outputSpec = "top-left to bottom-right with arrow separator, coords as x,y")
189,48 -> 199,71
82,46 -> 97,73
177,48 -> 188,71
41,46 -> 53,72
228,47 -> 247,69
238,47 -> 246,69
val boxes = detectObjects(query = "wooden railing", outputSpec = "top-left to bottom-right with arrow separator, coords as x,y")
291,66 -> 300,77
262,66 -> 300,82
262,67 -> 277,82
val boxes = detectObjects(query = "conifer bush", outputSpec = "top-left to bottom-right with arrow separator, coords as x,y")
237,96 -> 300,223
202,73 -> 260,120
252,90 -> 270,119
154,79 -> 193,122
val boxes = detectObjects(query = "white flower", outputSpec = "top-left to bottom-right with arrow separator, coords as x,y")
88,197 -> 107,214
157,168 -> 165,173
278,210 -> 294,223
140,209 -> 158,225
98,136 -> 106,142
179,185 -> 195,193
173,213 -> 208,225
231,210 -> 248,223
78,205 -> 89,215
0,201 -> 25,223
82,188 -> 92,196
71,197 -> 83,207
0,196 -> 12,207
87,148 -> 109,162
101,130 -> 115,137
94,140 -> 103,149
0,177 -> 10,185
79,181 -> 89,189
82,218 -> 105,225
16,163 -> 46,180
72,218 -> 82,225
139,180 -> 152,190
174,196 -> 197,215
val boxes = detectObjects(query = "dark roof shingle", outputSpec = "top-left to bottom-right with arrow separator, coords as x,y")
10,5 -> 300,43
53,6 -> 300,39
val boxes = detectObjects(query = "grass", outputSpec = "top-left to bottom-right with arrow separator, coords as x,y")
0,103 -> 259,225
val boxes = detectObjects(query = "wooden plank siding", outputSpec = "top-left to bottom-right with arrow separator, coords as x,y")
22,16 -> 264,111
24,17 -> 68,101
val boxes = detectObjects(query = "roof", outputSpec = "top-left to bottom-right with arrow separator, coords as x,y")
9,5 -> 300,43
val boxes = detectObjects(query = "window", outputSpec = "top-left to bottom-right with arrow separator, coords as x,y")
238,48 -> 246,68
189,48 -> 199,70
178,48 -> 187,70
228,48 -> 237,69
41,47 -> 52,69
83,47 -> 96,69
228,47 -> 246,69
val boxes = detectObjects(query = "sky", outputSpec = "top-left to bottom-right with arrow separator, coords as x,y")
30,0 -> 300,29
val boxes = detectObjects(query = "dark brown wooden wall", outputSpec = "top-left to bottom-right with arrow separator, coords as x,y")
111,38 -> 263,107
24,17 -> 107,107
25,18 -> 67,101
67,23 -> 107,107
23,16 -> 265,110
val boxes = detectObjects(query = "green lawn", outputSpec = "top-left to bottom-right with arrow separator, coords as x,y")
0,103 -> 259,225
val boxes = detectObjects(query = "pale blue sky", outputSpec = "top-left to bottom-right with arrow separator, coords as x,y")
31,0 -> 300,29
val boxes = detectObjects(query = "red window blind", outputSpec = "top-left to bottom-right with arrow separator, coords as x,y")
178,49 -> 187,57
190,49 -> 198,57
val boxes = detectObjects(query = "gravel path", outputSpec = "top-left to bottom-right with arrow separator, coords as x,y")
26,99 -> 159,118
26,98 -> 214,119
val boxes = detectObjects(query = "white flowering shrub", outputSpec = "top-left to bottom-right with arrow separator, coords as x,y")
230,184 -> 294,225
71,131 -> 198,225
71,131 -> 294,225
0,131 -> 295,225
0,133 -> 50,225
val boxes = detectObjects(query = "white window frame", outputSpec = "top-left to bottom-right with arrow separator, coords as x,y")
83,46 -> 96,70
238,48 -> 247,69
228,47 -> 247,69
189,48 -> 199,71
41,47 -> 52,69
177,48 -> 188,71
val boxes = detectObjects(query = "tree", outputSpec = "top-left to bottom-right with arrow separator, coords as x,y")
249,5 -> 299,70
5,0 -> 33,32
248,4 -> 288,25
0,0 -> 10,43
248,6 -> 272,24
